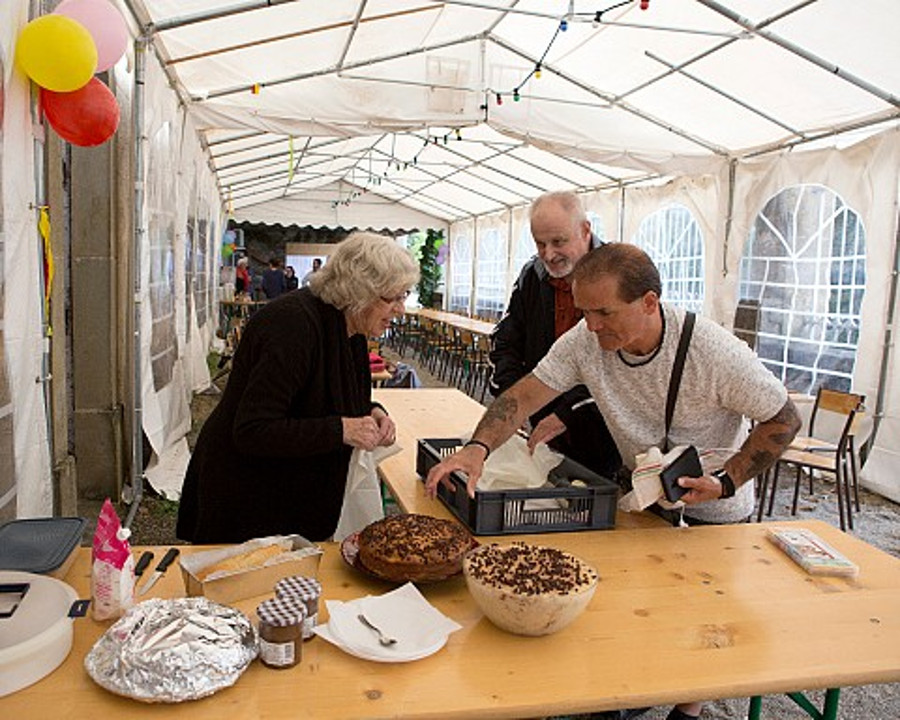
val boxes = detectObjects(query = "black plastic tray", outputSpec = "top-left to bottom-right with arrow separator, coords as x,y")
416,438 -> 618,535
0,517 -> 86,573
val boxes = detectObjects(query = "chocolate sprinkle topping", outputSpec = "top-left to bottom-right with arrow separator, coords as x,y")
464,542 -> 599,596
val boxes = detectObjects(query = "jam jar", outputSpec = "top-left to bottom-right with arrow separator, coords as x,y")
256,596 -> 307,668
274,576 -> 321,641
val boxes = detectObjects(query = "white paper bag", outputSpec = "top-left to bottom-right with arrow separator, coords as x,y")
333,443 -> 402,541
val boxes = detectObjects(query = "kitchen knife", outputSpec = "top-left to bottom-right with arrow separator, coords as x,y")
134,550 -> 155,577
137,547 -> 180,596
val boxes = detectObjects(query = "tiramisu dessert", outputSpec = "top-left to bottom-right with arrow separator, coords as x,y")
357,514 -> 474,582
463,542 -> 599,635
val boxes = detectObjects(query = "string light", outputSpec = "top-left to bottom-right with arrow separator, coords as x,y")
250,83 -> 261,95
493,2 -> 642,110
331,128 -> 467,208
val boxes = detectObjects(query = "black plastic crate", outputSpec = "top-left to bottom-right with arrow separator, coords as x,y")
416,438 -> 618,535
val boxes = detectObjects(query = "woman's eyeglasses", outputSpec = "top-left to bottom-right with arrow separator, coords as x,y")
380,290 -> 411,306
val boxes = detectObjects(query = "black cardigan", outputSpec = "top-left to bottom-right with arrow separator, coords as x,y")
177,289 -> 377,543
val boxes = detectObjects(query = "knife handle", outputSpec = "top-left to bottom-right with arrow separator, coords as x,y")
156,547 -> 181,573
134,551 -> 155,577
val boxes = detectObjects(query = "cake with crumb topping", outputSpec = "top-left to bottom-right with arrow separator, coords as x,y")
463,542 -> 599,635
357,514 -> 473,582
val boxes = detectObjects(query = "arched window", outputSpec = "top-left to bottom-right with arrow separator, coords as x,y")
474,229 -> 507,319
738,184 -> 866,393
632,204 -> 705,313
449,232 -> 472,314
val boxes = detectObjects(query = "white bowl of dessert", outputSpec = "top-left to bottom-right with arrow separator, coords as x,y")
462,542 -> 599,636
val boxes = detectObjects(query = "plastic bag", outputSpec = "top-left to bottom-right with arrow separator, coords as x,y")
91,498 -> 135,620
476,434 -> 563,491
333,443 -> 402,541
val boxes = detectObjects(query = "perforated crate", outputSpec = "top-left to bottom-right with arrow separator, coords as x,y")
416,438 -> 618,535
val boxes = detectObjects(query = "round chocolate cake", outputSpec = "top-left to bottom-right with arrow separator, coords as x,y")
357,514 -> 474,582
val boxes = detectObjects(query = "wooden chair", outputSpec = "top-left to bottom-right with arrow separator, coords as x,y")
758,388 -> 865,531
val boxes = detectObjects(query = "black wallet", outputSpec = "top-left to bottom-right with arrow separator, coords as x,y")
659,445 -> 703,503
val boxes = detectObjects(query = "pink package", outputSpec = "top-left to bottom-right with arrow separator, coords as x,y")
91,498 -> 136,620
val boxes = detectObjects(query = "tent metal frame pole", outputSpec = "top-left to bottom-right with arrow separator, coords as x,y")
862,198 -> 900,464
614,0 -> 813,104
370,143 -> 517,208
480,137 -> 619,185
401,131 -> 544,197
740,112 -> 900,160
336,0 -> 368,71
433,0 -> 738,37
723,158 -> 737,277
200,33 -> 486,100
125,36 -> 149,530
151,0 -> 307,33
166,4 -> 438,66
338,71 -> 614,110
644,50 -> 802,137
696,0 -> 900,109
487,34 -> 728,156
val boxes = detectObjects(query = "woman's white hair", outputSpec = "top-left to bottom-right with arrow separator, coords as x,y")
309,231 -> 419,315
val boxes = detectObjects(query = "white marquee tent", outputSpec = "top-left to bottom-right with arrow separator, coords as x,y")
1,0 -> 899,519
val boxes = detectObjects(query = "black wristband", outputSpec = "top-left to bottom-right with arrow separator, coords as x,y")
463,439 -> 491,459
713,469 -> 736,499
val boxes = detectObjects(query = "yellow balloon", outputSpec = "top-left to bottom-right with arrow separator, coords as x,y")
15,15 -> 97,92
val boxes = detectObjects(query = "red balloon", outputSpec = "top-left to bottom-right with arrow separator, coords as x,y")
41,77 -> 120,147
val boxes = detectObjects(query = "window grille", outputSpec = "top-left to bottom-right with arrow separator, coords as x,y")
449,232 -> 472,314
474,229 -> 507,319
632,204 -> 705,313
738,184 -> 866,394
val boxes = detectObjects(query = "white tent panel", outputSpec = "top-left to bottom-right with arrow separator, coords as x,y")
233,180 -> 446,230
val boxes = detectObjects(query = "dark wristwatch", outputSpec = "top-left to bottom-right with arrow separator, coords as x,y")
712,469 -> 736,499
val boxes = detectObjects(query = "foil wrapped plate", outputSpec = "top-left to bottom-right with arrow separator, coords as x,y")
84,597 -> 257,702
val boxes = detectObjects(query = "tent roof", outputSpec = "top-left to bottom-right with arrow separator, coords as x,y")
127,0 -> 900,225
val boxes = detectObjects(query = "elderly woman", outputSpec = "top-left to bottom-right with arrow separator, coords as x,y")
177,232 -> 419,543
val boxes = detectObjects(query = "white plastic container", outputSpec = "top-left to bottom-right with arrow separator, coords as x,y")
0,571 -> 78,697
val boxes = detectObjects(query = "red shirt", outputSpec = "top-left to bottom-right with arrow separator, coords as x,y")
548,276 -> 581,338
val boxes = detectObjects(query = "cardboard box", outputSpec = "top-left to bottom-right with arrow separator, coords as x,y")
180,535 -> 322,604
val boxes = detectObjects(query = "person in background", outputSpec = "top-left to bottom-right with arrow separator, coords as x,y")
234,256 -> 251,296
177,232 -> 419,543
284,265 -> 299,291
490,191 -> 621,479
302,257 -> 323,287
262,257 -> 286,299
427,243 -> 801,720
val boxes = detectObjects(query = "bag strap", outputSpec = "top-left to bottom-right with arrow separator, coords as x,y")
663,311 -> 696,452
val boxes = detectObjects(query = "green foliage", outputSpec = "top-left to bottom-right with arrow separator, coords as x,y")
417,228 -> 444,308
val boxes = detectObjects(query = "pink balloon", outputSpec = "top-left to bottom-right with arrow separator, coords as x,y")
55,0 -> 128,72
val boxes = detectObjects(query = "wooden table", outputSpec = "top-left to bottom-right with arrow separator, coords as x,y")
6,389 -> 898,718
4,520 -> 898,719
407,308 -> 495,336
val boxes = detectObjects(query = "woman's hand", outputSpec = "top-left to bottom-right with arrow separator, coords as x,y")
371,408 -> 397,447
341,416 -> 382,450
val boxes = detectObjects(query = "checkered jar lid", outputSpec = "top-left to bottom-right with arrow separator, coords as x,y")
275,575 -> 322,602
256,596 -> 307,627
